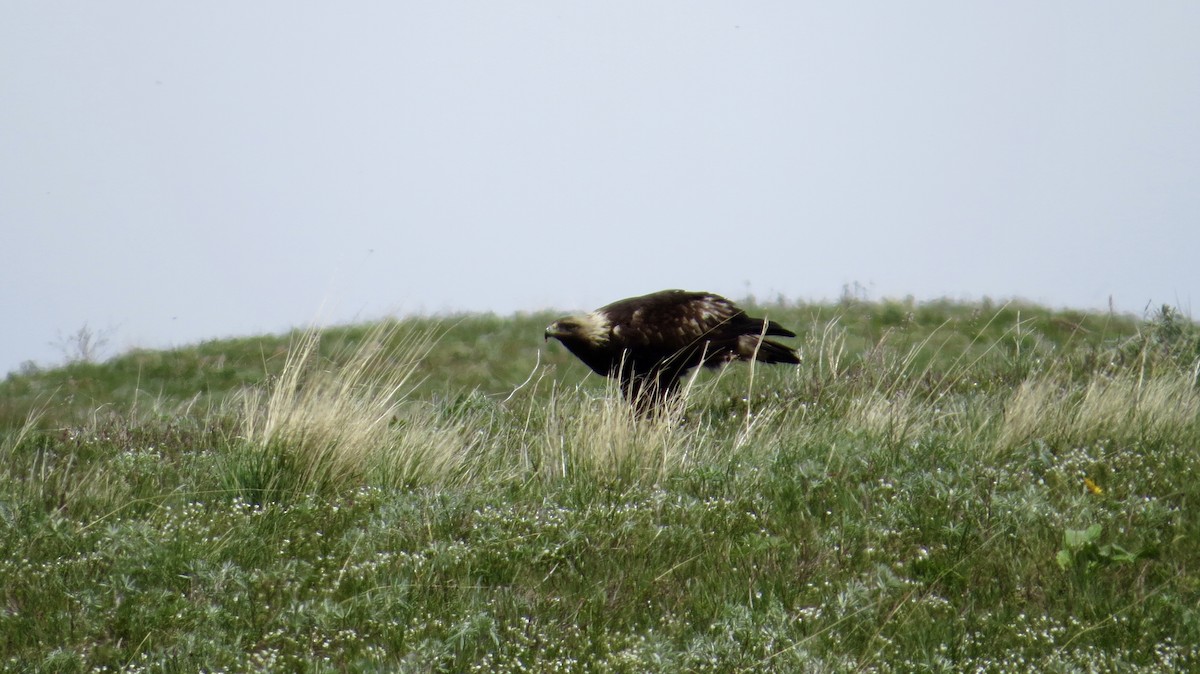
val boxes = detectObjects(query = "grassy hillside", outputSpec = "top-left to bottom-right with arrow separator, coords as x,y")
1,298 -> 1198,672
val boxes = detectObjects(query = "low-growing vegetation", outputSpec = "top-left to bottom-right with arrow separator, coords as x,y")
1,299 -> 1197,672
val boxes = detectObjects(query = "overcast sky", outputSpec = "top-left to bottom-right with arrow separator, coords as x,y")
2,2 -> 1198,374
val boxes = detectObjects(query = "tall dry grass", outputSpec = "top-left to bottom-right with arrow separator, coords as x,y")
531,383 -> 692,486
231,321 -> 477,496
996,370 -> 1200,451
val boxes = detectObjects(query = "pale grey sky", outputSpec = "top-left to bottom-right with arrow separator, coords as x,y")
2,3 -> 1198,374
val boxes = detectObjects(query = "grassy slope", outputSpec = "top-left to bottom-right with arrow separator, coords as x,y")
1,299 -> 1198,672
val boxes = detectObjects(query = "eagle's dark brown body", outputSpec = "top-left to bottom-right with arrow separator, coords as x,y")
545,289 -> 799,411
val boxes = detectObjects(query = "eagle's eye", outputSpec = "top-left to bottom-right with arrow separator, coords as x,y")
546,320 -> 572,340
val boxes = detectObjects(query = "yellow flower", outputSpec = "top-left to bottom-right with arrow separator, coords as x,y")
1084,477 -> 1103,495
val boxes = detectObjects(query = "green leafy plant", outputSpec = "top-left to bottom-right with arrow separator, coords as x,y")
1055,523 -> 1140,571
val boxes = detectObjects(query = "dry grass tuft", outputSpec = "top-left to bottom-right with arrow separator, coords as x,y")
996,370 -> 1200,451
845,391 -> 932,447
232,320 -> 474,494
531,380 -> 698,486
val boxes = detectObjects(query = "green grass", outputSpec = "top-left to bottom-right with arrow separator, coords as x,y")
1,299 -> 1198,672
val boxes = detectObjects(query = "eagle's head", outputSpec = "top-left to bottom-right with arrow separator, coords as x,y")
545,312 -> 611,346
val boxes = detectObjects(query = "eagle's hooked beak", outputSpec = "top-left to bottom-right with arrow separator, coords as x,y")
544,322 -> 558,341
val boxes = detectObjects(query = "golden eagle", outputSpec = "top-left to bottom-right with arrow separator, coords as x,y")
545,289 -> 799,411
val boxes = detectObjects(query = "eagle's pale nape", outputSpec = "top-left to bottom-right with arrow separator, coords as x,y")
544,289 -> 800,414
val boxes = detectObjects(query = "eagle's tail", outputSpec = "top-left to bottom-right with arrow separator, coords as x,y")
734,335 -> 800,364
754,338 -> 801,364
745,318 -> 796,339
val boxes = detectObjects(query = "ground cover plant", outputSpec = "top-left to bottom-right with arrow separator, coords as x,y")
1,298 -> 1197,672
